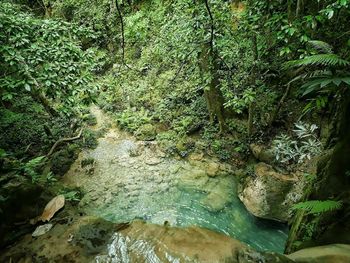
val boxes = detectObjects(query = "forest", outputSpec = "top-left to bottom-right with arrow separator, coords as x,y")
0,0 -> 350,262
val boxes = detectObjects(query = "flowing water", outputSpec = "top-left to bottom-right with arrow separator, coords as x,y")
63,106 -> 288,256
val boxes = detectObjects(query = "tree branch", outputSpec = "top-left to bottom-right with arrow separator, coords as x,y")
46,128 -> 83,157
204,0 -> 214,51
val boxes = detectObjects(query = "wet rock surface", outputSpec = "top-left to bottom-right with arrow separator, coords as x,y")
238,162 -> 305,222
1,216 -> 292,263
2,215 -> 346,263
0,106 -> 290,262
61,106 -> 288,252
287,244 -> 350,263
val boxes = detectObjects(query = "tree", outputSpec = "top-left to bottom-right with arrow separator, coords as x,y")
0,2 -> 98,116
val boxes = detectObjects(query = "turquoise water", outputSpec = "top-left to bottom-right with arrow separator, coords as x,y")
66,109 -> 288,254
89,176 -> 288,253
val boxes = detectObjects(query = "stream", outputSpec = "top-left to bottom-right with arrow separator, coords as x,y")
63,106 -> 288,254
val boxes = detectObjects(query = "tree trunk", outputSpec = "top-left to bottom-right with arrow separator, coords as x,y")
287,0 -> 293,22
296,0 -> 304,17
30,90 -> 58,117
285,91 -> 350,253
199,43 -> 226,133
199,0 -> 226,133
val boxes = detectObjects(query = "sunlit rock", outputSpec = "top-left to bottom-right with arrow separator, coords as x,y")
238,162 -> 304,222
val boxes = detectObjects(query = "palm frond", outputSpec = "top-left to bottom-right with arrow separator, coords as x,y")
284,54 -> 350,69
302,76 -> 350,96
288,70 -> 332,85
307,40 -> 333,54
293,200 -> 342,214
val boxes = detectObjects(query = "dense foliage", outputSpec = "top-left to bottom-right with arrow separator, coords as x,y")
1,0 -> 350,254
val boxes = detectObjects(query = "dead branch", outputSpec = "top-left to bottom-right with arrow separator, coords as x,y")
46,128 -> 83,157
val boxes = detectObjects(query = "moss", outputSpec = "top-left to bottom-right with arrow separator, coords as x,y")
135,124 -> 156,141
81,158 -> 95,168
50,144 -> 79,176
82,113 -> 97,126
73,218 -> 120,255
82,130 -> 98,149
0,176 -> 44,247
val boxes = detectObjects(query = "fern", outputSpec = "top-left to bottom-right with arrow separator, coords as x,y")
293,200 -> 342,214
302,76 -> 350,96
307,40 -> 333,54
284,54 -> 350,69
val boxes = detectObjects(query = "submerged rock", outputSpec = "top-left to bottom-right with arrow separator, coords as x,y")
238,162 -> 304,222
201,175 -> 235,212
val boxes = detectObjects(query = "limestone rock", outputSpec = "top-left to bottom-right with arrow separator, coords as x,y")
238,162 -> 303,222
287,244 -> 350,263
201,175 -> 235,212
177,169 -> 208,190
201,191 -> 229,212
97,220 -> 293,263
206,161 -> 220,177
32,224 -> 53,237
1,216 -> 294,263
250,144 -> 275,164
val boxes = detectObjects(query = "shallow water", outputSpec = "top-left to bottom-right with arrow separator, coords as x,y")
63,106 -> 288,254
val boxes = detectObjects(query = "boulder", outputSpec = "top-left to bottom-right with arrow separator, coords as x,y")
201,191 -> 230,212
250,144 -> 275,164
287,244 -> 350,263
238,162 -> 304,222
0,176 -> 44,247
201,175 -> 235,212
135,124 -> 156,141
1,217 -> 292,263
97,220 -> 292,263
205,161 -> 220,177
177,168 -> 209,190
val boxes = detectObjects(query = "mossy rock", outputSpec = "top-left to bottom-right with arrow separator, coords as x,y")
135,124 -> 156,141
73,217 -> 129,255
82,113 -> 97,126
175,137 -> 195,157
50,144 -> 79,176
0,176 -> 45,247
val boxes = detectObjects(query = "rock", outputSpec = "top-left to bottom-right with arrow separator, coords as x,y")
206,161 -> 220,177
0,176 -> 44,247
128,142 -> 144,157
32,224 -> 53,237
135,124 -> 156,141
287,244 -> 350,263
201,191 -> 229,212
96,220 -> 293,263
238,162 -> 303,222
145,157 -> 162,165
250,144 -> 275,164
50,146 -> 79,176
201,176 -> 235,212
188,152 -> 204,162
177,169 -> 209,190
1,215 -> 293,263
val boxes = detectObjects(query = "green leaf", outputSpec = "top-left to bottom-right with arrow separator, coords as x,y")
293,200 -> 342,214
24,83 -> 31,91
